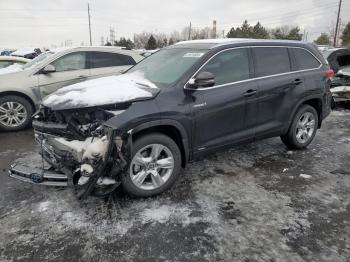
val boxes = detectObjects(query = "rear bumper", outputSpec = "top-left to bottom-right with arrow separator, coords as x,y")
9,163 -> 68,187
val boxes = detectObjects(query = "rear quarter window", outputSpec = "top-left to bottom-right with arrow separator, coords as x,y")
88,52 -> 136,69
253,47 -> 291,77
291,48 -> 321,70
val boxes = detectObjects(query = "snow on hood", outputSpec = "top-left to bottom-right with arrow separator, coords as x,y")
0,63 -> 23,75
43,71 -> 159,110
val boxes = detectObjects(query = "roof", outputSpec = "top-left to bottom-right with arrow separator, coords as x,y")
0,56 -> 30,62
174,38 -> 309,49
46,46 -> 144,63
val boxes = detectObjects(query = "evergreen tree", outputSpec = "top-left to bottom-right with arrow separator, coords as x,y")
146,35 -> 157,50
114,37 -> 134,49
314,33 -> 331,45
341,22 -> 350,46
168,38 -> 175,46
227,21 -> 269,39
272,26 -> 302,40
252,22 -> 269,39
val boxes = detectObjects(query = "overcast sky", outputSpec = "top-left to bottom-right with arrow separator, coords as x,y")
0,0 -> 349,48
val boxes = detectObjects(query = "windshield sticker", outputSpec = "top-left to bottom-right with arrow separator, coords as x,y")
183,53 -> 204,58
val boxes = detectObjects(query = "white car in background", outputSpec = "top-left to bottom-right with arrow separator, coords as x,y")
0,46 -> 143,131
0,56 -> 30,69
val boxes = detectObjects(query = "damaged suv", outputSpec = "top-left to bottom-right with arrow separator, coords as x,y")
9,39 -> 332,199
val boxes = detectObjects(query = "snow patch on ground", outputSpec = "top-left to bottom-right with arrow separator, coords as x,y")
141,204 -> 194,225
189,161 -> 309,262
299,174 -> 312,179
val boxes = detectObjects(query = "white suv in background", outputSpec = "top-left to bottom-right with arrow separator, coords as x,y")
0,46 -> 143,131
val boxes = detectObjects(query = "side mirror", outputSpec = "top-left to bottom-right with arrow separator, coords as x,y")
41,64 -> 56,74
189,71 -> 215,88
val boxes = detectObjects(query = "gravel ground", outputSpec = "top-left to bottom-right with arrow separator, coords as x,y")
0,109 -> 350,262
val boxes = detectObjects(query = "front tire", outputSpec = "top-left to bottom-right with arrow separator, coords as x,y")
281,105 -> 318,149
0,95 -> 33,131
122,133 -> 182,197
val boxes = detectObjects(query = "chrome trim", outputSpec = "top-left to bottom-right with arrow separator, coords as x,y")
184,46 -> 323,91
9,163 -> 68,187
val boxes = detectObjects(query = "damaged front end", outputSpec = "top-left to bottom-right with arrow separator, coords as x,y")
9,106 -> 131,199
331,68 -> 350,104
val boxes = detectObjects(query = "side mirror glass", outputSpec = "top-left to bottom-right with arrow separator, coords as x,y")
42,64 -> 56,74
189,71 -> 215,88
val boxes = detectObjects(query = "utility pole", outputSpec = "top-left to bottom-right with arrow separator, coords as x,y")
188,22 -> 192,40
337,18 -> 342,45
333,0 -> 342,47
88,3 -> 92,46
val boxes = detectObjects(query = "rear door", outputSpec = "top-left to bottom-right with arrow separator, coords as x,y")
38,51 -> 90,98
191,47 -> 258,152
88,51 -> 136,79
252,46 -> 304,137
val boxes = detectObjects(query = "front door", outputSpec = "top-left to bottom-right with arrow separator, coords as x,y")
190,47 -> 258,152
38,51 -> 90,99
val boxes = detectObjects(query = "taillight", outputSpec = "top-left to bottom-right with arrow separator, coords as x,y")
324,69 -> 334,78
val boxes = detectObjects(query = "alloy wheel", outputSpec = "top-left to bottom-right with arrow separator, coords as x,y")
295,112 -> 316,144
0,101 -> 27,127
129,143 -> 175,191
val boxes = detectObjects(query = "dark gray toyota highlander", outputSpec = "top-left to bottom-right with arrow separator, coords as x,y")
9,39 -> 332,199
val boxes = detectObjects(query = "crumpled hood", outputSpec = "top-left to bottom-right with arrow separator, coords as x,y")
337,66 -> 350,77
43,72 -> 160,110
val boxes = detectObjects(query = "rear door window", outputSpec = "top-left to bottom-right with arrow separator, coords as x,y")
52,52 -> 87,72
88,52 -> 136,69
291,48 -> 321,70
253,47 -> 291,77
198,48 -> 250,86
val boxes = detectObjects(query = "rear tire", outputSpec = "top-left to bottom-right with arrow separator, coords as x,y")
281,105 -> 318,149
0,95 -> 33,131
122,133 -> 181,197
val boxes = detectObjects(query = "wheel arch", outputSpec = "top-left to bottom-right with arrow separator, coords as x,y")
288,96 -> 323,130
130,120 -> 190,168
0,91 -> 36,111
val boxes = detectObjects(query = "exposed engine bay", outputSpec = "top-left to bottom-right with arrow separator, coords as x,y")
10,105 -> 131,199
330,67 -> 350,103
323,48 -> 350,104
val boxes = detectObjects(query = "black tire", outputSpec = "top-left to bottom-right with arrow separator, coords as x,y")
0,95 -> 34,131
281,105 -> 318,149
122,133 -> 182,197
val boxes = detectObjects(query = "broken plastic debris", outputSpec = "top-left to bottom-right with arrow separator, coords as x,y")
78,176 -> 90,186
96,177 -> 117,186
80,163 -> 93,174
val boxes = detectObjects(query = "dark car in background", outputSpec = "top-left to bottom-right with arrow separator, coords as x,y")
9,39 -> 332,199
321,48 -> 350,106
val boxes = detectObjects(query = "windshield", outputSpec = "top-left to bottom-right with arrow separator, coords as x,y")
22,51 -> 54,69
127,48 -> 208,86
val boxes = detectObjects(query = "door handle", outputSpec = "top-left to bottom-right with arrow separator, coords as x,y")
292,79 -> 303,85
244,89 -> 257,97
78,75 -> 88,78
